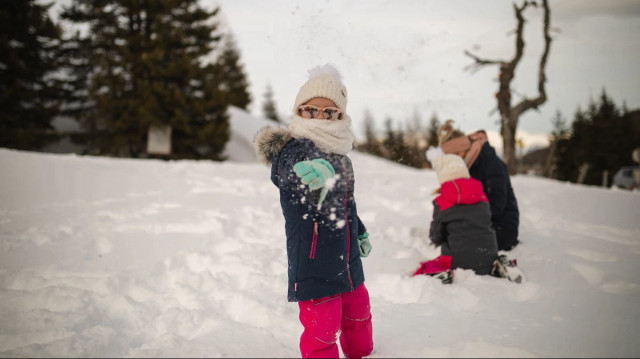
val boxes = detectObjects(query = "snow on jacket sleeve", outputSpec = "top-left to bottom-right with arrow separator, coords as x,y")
273,140 -> 312,192
272,141 -> 305,188
272,139 -> 335,221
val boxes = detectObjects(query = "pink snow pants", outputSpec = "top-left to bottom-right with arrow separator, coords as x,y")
298,283 -> 373,358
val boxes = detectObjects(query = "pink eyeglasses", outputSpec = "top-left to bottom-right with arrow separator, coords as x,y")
297,105 -> 344,120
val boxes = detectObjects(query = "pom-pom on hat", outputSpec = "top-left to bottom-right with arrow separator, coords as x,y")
293,64 -> 348,113
434,154 -> 470,184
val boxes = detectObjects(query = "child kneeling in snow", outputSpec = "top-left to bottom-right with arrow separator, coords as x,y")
414,148 -> 524,283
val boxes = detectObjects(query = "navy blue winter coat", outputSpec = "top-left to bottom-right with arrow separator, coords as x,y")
469,142 -> 520,251
266,136 -> 366,302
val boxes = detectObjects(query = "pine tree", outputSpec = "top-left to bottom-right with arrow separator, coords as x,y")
262,83 -> 280,122
426,113 -> 440,149
402,109 -> 428,168
382,118 -> 410,165
60,0 -> 232,159
544,110 -> 568,178
357,109 -> 382,157
218,34 -> 251,110
0,0 -> 63,150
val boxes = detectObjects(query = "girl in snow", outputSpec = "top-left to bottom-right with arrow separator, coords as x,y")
254,64 -> 373,359
414,146 -> 524,284
438,120 -> 521,252
414,149 -> 499,278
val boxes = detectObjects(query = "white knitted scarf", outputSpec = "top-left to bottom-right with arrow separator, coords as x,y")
288,115 -> 354,155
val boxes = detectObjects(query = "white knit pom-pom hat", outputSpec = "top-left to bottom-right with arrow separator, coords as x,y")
434,154 -> 470,184
293,64 -> 348,113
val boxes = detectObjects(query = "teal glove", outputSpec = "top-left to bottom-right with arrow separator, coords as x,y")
358,232 -> 372,257
293,159 -> 335,207
293,159 -> 335,190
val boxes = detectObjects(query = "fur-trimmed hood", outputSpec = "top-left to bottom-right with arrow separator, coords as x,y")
253,126 -> 291,165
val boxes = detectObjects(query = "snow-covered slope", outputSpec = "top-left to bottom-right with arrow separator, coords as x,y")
223,106 -> 284,162
1,145 -> 639,357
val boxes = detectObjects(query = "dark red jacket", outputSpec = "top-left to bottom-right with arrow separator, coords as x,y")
435,177 -> 489,211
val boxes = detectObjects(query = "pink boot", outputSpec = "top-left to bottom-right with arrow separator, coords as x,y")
412,255 -> 452,276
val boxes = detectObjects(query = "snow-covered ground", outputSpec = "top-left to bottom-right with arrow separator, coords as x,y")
1,109 -> 639,357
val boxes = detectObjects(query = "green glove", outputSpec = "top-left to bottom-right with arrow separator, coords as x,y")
293,159 -> 335,207
358,232 -> 372,257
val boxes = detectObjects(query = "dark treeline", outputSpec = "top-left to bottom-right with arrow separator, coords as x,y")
550,90 -> 640,187
355,110 -> 441,169
1,0 -> 250,160
357,89 -> 640,191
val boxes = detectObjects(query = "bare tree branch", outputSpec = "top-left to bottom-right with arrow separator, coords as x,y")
464,50 -> 504,67
505,1 -> 529,73
512,0 -> 551,118
463,50 -> 505,73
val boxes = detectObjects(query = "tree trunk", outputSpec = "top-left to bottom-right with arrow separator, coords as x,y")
602,170 -> 609,187
502,118 -> 518,174
544,140 -> 557,178
577,163 -> 589,184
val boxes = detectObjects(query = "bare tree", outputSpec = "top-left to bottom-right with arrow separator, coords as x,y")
465,0 -> 552,174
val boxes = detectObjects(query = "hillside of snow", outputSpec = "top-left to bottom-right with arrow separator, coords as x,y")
1,142 -> 639,357
1,106 -> 640,357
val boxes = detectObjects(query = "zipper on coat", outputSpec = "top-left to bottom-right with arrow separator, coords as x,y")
340,160 -> 354,291
309,221 -> 318,259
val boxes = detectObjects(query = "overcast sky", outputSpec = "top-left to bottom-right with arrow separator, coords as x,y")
49,0 -> 640,145
201,0 -> 640,143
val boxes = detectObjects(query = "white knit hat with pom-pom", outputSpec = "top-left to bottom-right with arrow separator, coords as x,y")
293,64 -> 348,113
434,154 -> 470,184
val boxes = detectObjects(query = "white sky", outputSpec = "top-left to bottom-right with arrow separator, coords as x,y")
48,0 -> 640,145
203,0 -> 640,141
